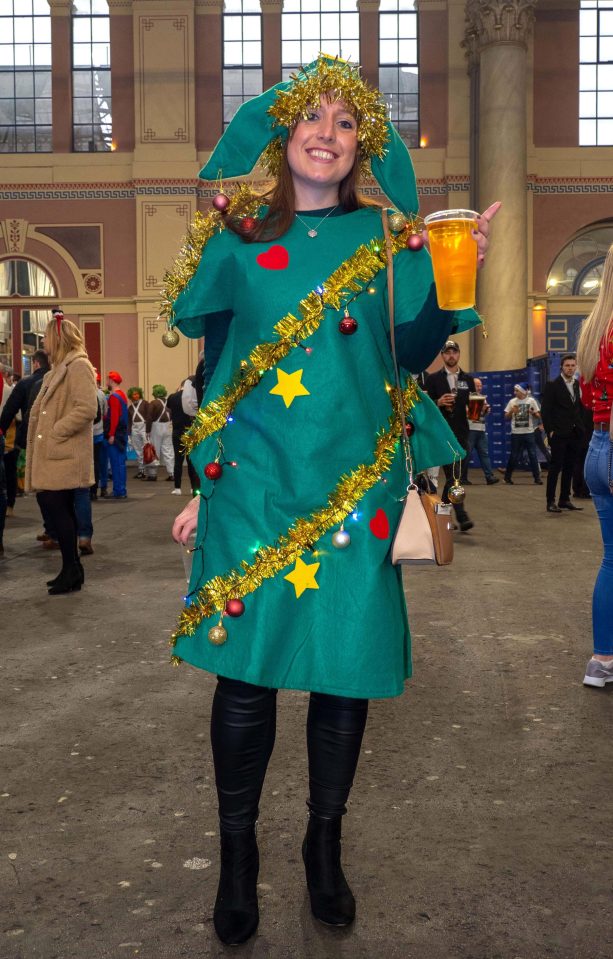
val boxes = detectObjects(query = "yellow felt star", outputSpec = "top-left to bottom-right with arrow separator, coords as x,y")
284,556 -> 320,599
269,368 -> 310,408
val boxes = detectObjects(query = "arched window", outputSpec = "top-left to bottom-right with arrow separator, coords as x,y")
546,223 -> 613,295
72,0 -> 112,152
580,0 -> 613,145
281,1 -> 360,77
0,259 -> 57,372
379,0 -> 418,146
0,0 -> 52,153
223,0 -> 262,127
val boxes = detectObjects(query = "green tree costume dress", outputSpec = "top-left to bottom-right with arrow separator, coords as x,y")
169,204 -> 480,698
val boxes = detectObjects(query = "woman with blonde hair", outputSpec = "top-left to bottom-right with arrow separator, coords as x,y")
577,245 -> 613,686
26,312 -> 97,594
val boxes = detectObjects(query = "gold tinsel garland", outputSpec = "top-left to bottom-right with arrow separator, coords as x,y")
171,381 -> 419,648
159,184 -> 261,319
262,57 -> 389,180
181,230 -> 406,456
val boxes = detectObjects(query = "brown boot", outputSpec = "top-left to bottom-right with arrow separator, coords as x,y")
78,539 -> 94,555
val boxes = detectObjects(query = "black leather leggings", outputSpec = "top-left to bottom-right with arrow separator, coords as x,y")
210,676 -> 368,832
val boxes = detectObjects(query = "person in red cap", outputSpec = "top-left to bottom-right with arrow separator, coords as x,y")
101,371 -> 128,498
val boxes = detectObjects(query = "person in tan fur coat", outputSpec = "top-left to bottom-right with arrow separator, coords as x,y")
26,315 -> 97,594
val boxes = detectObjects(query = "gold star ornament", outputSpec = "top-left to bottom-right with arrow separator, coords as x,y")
269,368 -> 310,408
284,556 -> 320,598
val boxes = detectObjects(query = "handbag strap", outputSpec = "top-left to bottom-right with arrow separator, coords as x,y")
382,209 -> 416,486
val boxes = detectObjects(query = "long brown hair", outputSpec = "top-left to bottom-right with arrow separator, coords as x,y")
576,243 -> 613,382
226,140 -> 381,244
45,317 -> 86,365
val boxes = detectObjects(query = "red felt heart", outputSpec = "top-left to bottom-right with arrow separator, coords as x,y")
369,508 -> 390,540
256,245 -> 289,270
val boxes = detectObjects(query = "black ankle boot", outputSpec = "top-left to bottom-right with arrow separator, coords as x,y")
47,561 -> 84,588
302,813 -> 355,926
47,564 -> 82,595
213,826 -> 259,945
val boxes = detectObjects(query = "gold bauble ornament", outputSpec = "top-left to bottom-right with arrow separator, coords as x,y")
208,624 -> 228,646
388,212 -> 407,233
162,325 -> 180,348
448,483 -> 466,505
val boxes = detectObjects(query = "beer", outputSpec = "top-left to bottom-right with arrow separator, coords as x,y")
423,210 -> 479,311
467,393 -> 485,422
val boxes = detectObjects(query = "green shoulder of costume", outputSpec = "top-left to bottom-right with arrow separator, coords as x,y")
159,184 -> 263,323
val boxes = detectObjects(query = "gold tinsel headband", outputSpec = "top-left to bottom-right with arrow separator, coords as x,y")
261,56 -> 389,178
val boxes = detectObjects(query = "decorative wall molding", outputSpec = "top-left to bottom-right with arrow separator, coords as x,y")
107,0 -> 133,13
195,0 -> 224,12
464,0 -> 537,60
47,0 -> 72,15
140,200 -> 192,292
138,15 -> 191,144
1,218 -> 28,254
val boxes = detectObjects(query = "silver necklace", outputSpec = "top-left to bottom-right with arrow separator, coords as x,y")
294,205 -> 339,238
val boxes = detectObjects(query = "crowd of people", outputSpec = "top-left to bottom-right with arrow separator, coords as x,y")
0,319 -> 203,581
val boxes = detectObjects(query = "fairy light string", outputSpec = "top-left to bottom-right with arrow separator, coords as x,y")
170,381 -> 419,651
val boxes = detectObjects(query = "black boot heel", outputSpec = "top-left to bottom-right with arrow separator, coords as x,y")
47,562 -> 84,588
302,814 -> 355,926
47,564 -> 83,595
213,826 -> 259,945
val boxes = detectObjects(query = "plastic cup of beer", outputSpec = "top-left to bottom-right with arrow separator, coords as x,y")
423,209 -> 479,310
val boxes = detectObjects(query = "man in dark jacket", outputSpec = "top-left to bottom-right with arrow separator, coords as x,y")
540,353 -> 585,513
424,339 -> 476,532
0,349 -> 50,448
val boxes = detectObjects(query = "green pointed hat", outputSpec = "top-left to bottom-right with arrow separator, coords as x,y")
199,55 -> 418,216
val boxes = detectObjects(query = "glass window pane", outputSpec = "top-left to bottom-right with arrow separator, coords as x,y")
597,118 -> 613,142
73,97 -> 93,123
243,68 -> 262,94
580,90 -> 596,116
242,42 -> 261,67
0,99 -> 15,123
580,63 -> 596,88
243,17 -> 260,41
0,74 -> 13,97
600,36 -> 613,61
380,39 -> 398,64
341,13 -> 359,37
73,43 -> 93,67
282,40 -> 302,65
302,38 -> 323,61
399,13 -> 417,39
0,0 -> 13,12
580,35 -> 597,61
600,11 -> 613,35
33,0 -> 50,14
224,17 -> 242,42
91,0 -> 110,14
0,44 -> 14,67
91,18 -> 109,43
91,43 -> 110,66
73,19 -> 91,43
380,13 -> 397,40
598,90 -> 613,115
0,126 -> 16,150
14,18 -> 33,44
301,14 -> 320,41
33,43 -> 51,66
284,15 -> 301,41
320,13 -> 339,41
342,39 -> 360,61
599,63 -> 613,88
33,18 -> 51,44
34,70 -> 51,96
14,71 -> 33,97
224,40 -> 243,64
14,45 -> 33,67
35,97 -> 51,123
15,125 -> 35,150
242,0 -> 260,10
398,39 -> 417,64
579,118 -> 597,144
73,71 -> 93,96
15,97 -> 33,122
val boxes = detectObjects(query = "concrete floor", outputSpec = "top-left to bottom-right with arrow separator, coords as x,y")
1,470 -> 612,959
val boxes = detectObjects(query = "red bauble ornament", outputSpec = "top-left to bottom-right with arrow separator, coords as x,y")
212,192 -> 230,213
204,461 -> 223,480
225,598 -> 245,618
339,315 -> 358,335
407,233 -> 424,251
405,422 -> 415,436
241,217 -> 257,234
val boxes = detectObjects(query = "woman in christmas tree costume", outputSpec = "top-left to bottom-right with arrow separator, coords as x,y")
164,57 -> 498,945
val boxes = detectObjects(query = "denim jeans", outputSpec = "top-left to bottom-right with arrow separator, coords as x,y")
584,430 -> 613,655
466,429 -> 494,479
505,432 -> 540,482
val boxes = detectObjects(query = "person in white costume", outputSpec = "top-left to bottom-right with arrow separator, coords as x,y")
146,384 -> 174,481
128,387 -> 150,479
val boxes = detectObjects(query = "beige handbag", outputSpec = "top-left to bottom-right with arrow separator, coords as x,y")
382,211 -> 454,567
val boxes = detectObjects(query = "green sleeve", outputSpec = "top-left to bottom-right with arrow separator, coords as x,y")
172,231 -> 236,339
390,246 -> 481,374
